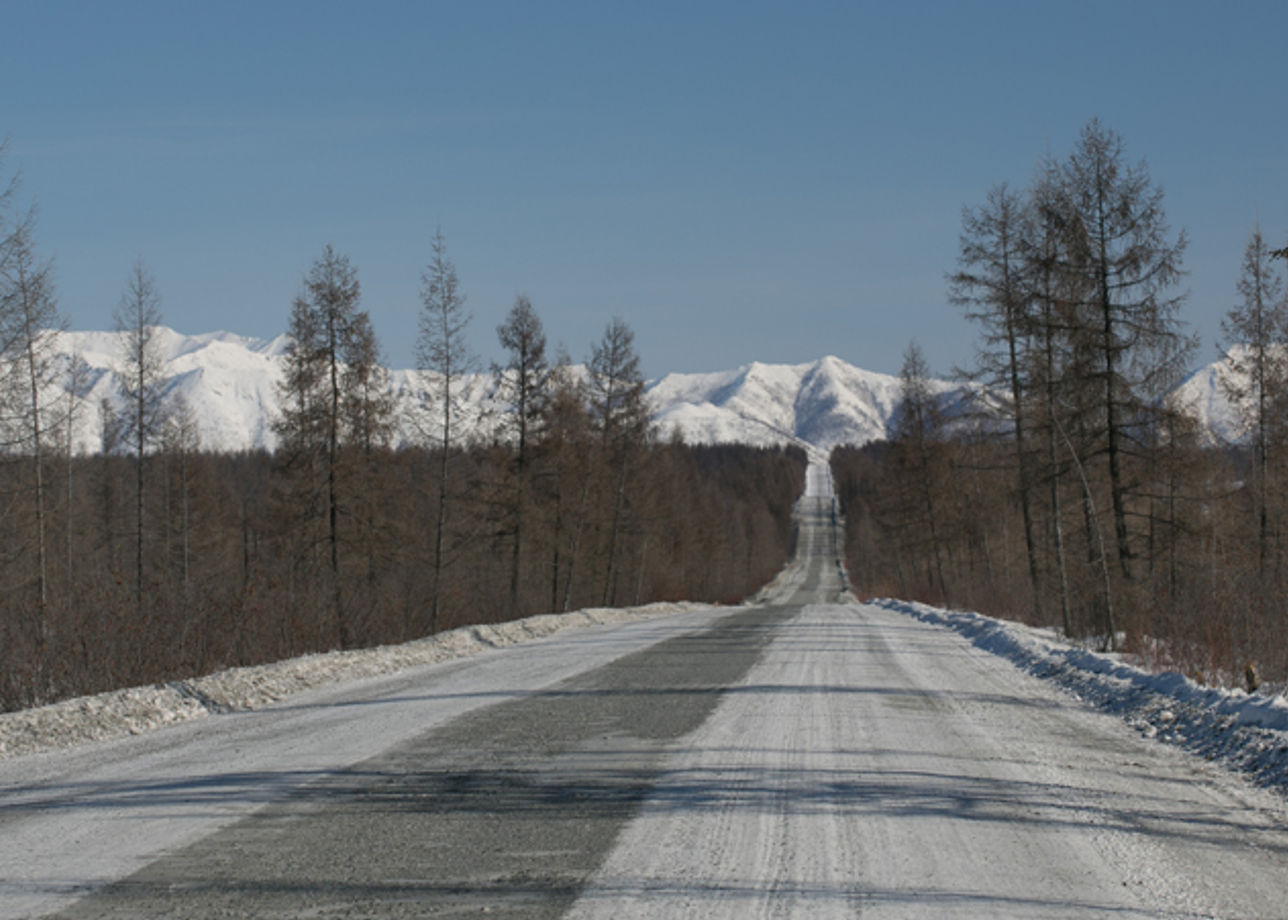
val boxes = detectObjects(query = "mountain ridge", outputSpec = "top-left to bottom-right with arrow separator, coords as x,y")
37,326 -> 1241,455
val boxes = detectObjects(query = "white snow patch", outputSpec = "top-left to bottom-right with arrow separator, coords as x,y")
50,328 -> 984,454
42,326 -> 1258,455
0,602 -> 709,760
1169,344 -> 1288,445
878,598 -> 1288,792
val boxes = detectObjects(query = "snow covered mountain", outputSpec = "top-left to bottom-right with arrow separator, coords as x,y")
42,326 -> 1247,455
51,328 -> 293,454
648,355 -> 967,451
47,327 -> 982,455
1168,346 -> 1277,445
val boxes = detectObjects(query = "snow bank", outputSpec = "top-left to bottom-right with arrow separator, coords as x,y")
878,598 -> 1288,791
0,602 -> 708,760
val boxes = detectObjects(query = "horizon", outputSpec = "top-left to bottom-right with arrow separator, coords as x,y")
4,2 -> 1286,379
51,321 -> 1233,389
50,323 -> 1245,455
55,321 -> 896,379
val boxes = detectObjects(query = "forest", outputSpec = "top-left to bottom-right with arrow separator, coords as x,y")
833,119 -> 1288,689
0,160 -> 806,712
10,115 -> 1283,713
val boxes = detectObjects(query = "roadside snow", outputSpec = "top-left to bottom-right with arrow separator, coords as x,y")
878,598 -> 1288,793
0,602 -> 707,760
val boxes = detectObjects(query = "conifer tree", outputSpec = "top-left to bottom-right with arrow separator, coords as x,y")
1221,226 -> 1288,575
950,182 -> 1040,617
1057,118 -> 1192,581
894,341 -> 948,600
587,317 -> 649,605
416,230 -> 474,632
493,294 -> 550,617
113,259 -> 167,611
0,153 -> 62,683
273,245 -> 377,647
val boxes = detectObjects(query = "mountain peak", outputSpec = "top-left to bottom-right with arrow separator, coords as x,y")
47,326 -> 1245,455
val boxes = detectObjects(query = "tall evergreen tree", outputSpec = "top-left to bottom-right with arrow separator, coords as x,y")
950,182 -> 1041,618
113,259 -> 167,611
1022,162 -> 1081,634
587,317 -> 649,605
272,244 -> 374,647
540,353 -> 592,613
341,311 -> 395,453
160,395 -> 201,603
416,230 -> 474,633
894,340 -> 949,600
1220,226 -> 1288,575
0,159 -> 62,683
493,294 -> 550,618
1057,118 -> 1192,581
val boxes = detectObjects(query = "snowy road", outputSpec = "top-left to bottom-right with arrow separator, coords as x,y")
4,464 -> 1288,918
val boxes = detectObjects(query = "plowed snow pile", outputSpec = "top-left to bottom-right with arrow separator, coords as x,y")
0,602 -> 707,759
881,598 -> 1288,791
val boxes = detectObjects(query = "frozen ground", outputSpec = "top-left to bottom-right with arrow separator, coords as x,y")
0,604 -> 732,919
880,599 -> 1288,794
561,602 -> 1288,919
4,461 -> 1288,918
0,603 -> 711,760
0,448 -> 828,766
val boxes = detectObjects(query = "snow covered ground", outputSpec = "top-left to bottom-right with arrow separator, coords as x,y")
0,603 -> 739,920
7,457 -> 1286,796
879,599 -> 1288,794
5,461 -> 1288,917
13,590 -> 1284,806
560,601 -> 1288,919
0,454 -> 830,763
0,602 -> 711,760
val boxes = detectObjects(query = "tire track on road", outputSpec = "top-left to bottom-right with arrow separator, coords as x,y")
46,607 -> 797,920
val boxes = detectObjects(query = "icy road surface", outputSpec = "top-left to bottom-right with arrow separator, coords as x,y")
4,462 -> 1288,918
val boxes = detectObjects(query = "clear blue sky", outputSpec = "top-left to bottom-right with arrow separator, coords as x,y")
2,0 -> 1284,378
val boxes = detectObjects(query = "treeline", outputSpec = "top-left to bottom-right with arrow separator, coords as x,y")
0,439 -> 803,712
834,119 -> 1288,687
0,152 -> 806,711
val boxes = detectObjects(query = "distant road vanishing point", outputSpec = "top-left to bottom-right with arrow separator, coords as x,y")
4,461 -> 1288,918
